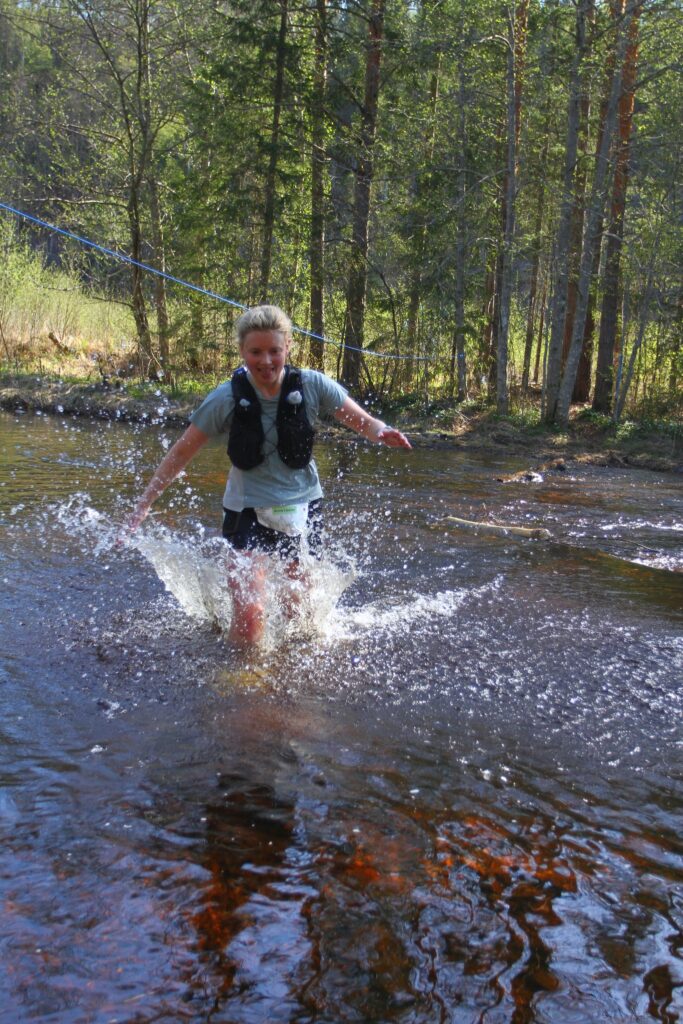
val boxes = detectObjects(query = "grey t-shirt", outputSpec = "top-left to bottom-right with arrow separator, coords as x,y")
190,368 -> 348,510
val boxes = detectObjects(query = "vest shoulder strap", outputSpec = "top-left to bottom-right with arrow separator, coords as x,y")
231,365 -> 259,404
227,366 -> 264,470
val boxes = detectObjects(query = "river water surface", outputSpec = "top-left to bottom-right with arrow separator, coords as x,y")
1,409 -> 682,1023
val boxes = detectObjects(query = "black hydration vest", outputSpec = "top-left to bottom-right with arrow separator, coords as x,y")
227,365 -> 315,471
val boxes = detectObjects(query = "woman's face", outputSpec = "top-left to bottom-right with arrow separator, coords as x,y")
240,329 -> 290,395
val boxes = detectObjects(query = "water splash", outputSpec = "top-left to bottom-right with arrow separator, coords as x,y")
42,496 -> 510,658
51,495 -> 358,645
133,530 -> 231,628
320,578 -> 502,642
599,516 -> 683,533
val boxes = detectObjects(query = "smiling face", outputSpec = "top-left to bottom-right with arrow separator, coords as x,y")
240,329 -> 291,396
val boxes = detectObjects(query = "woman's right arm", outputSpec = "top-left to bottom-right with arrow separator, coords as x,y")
127,423 -> 210,531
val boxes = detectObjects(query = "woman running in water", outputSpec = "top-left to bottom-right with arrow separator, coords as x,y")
128,304 -> 411,644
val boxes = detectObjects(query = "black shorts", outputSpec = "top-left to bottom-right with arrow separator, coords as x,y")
221,500 -> 323,561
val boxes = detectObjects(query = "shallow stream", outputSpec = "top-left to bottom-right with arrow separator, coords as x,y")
1,409 -> 682,1023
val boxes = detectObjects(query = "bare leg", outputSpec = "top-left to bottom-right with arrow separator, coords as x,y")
281,507 -> 321,622
282,561 -> 305,614
227,551 -> 267,646
282,557 -> 317,618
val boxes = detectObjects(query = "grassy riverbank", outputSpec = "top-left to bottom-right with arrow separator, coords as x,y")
1,371 -> 680,473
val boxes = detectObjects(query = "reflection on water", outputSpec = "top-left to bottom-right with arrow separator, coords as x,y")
1,410 -> 682,1023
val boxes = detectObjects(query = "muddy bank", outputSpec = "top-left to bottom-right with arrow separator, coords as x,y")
1,372 -> 680,474
0,374 -> 195,429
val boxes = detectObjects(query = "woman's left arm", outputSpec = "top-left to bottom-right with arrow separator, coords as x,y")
333,397 -> 412,449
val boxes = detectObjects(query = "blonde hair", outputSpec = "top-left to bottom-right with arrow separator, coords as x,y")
235,304 -> 292,347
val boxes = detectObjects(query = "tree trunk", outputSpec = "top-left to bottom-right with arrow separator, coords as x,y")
405,59 -> 441,390
405,8 -> 442,390
141,1 -> 170,369
496,4 -> 524,415
487,0 -> 527,407
522,194 -> 544,393
453,12 -> 468,403
148,172 -> 170,368
614,217 -> 660,422
189,295 -> 203,371
593,1 -> 640,413
573,288 -> 595,401
543,0 -> 590,423
533,276 -> 547,386
481,256 -> 496,391
668,291 -> 682,404
561,12 -> 595,402
521,61 -> 552,394
553,4 -> 636,426
341,0 -> 386,389
572,10 -> 621,404
127,189 -> 153,364
259,0 -> 288,301
308,0 -> 327,371
74,0 -> 155,366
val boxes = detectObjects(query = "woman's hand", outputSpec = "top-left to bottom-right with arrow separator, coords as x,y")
126,501 -> 151,533
118,424 -> 210,544
334,398 -> 412,449
116,500 -> 151,547
375,425 -> 412,449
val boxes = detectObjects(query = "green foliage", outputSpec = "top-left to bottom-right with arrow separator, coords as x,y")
0,0 -> 679,419
575,408 -> 612,429
614,417 -> 682,444
500,408 -> 544,432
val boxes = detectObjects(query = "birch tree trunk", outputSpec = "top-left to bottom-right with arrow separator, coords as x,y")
533,277 -> 547,385
141,5 -> 169,368
574,33 -> 616,403
668,293 -> 682,404
522,194 -> 544,393
481,257 -> 496,392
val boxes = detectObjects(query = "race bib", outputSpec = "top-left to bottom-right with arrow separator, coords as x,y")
255,503 -> 309,536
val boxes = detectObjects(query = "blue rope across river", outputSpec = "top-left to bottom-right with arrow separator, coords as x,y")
0,200 -> 431,362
